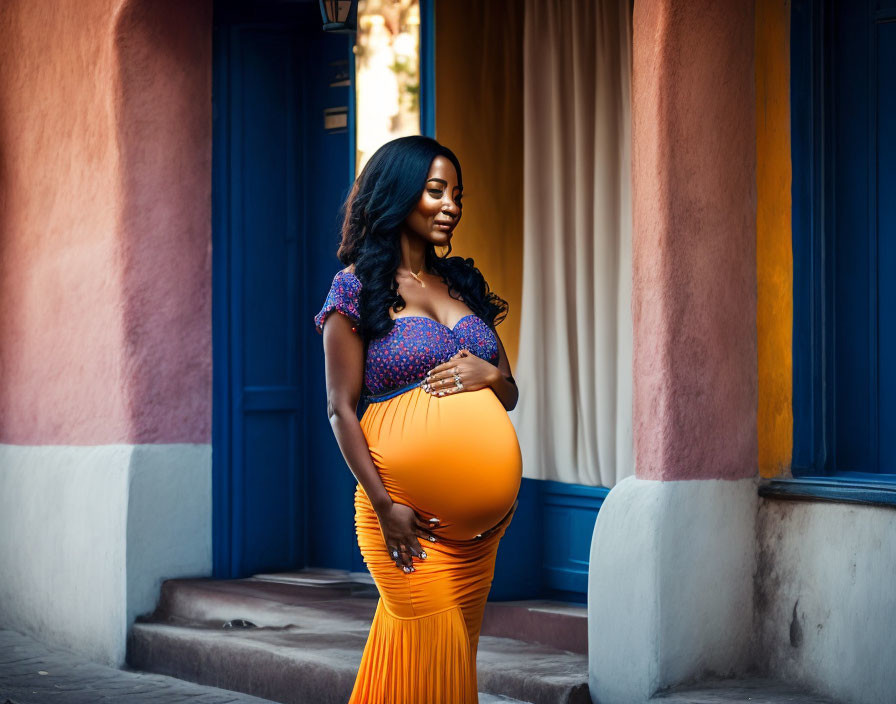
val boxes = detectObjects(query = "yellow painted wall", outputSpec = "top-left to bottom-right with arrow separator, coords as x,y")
434,0 -> 524,369
756,0 -> 794,478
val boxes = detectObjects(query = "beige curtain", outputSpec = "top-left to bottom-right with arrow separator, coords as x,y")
508,0 -> 633,488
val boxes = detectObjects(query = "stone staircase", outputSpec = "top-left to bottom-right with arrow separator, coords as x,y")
126,568 -> 590,704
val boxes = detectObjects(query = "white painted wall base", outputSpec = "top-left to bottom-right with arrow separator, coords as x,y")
0,444 -> 211,666
756,498 -> 896,704
587,476 -> 758,703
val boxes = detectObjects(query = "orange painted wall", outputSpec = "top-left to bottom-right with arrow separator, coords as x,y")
434,0 -> 524,369
756,0 -> 794,478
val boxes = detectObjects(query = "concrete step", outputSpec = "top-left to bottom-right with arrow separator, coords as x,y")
126,568 -> 589,704
650,678 -> 842,703
153,567 -> 587,654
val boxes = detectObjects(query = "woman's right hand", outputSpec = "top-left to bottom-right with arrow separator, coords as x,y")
375,501 -> 440,572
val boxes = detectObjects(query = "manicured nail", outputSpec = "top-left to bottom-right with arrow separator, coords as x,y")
428,535 -> 437,542
420,551 -> 427,559
429,517 -> 440,523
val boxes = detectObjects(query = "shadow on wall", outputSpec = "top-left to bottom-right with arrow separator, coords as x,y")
113,0 -> 214,445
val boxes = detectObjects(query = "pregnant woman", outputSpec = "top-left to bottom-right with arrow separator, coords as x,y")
314,135 -> 522,703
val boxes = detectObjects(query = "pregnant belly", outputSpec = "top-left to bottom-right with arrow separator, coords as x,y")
360,384 -> 522,541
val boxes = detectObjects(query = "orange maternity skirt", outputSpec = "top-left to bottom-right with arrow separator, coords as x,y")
348,383 -> 523,704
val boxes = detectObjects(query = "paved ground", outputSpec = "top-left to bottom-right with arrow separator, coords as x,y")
0,627 -> 528,704
0,627 -> 273,704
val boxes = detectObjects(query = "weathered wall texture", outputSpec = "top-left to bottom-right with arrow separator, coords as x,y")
589,477 -> 758,703
755,499 -> 896,704
631,0 -> 758,481
755,0 -> 794,479
435,0 -> 524,368
0,443 -> 211,666
0,0 -> 212,445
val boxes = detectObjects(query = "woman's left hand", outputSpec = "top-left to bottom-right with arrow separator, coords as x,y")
423,349 -> 497,397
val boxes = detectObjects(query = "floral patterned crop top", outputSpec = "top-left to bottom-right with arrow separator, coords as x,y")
314,269 -> 500,402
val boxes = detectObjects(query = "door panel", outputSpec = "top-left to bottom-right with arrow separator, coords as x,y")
227,24 -> 304,575
213,2 -> 355,577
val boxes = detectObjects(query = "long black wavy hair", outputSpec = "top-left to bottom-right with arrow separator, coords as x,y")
336,135 -> 509,341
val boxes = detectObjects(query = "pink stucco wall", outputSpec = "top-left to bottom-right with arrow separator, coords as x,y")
631,0 -> 758,480
0,0 -> 212,445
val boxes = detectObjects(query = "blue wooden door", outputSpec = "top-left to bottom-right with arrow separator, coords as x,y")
827,0 -> 896,475
212,1 -> 355,577
877,7 -> 896,473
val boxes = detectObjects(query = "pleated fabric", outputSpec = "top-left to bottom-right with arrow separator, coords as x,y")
348,384 -> 521,703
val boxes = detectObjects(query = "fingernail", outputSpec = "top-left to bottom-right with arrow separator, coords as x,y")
420,551 -> 427,559
429,517 -> 440,523
428,535 -> 436,542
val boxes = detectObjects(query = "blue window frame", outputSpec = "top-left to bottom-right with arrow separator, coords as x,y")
789,0 -> 896,498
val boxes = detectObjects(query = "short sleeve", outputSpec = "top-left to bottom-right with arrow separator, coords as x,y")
313,269 -> 361,334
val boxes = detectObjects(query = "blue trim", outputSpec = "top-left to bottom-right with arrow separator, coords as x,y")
760,477 -> 896,508
348,28 -> 357,180
212,19 -> 235,578
791,0 -> 828,477
227,25 -> 247,578
363,378 -> 424,404
419,0 -> 436,137
542,480 -> 611,502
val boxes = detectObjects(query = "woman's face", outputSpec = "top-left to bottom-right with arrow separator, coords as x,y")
403,155 -> 463,246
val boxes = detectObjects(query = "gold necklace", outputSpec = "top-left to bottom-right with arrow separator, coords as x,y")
408,269 -> 426,287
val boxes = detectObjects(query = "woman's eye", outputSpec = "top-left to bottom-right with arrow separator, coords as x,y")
428,189 -> 443,198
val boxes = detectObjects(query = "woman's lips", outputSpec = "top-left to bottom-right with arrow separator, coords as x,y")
434,222 -> 453,231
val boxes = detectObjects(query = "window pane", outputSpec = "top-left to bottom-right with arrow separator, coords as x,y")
354,0 -> 421,176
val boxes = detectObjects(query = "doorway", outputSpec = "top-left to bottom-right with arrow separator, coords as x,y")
212,0 -> 358,577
